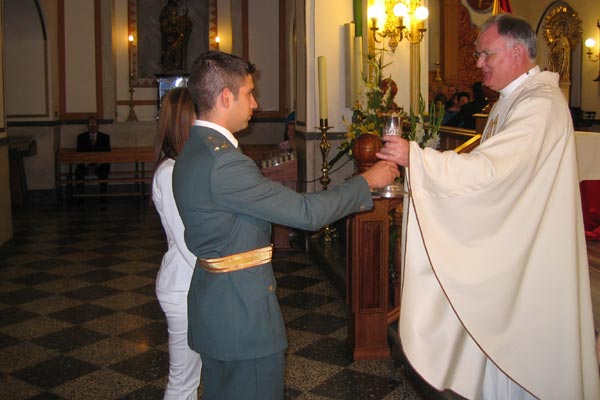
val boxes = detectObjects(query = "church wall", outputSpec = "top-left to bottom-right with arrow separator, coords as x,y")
39,0 -> 61,121
62,0 -> 98,115
0,1 -> 13,247
1,0 -> 597,194
0,145 -> 11,247
4,0 -> 49,119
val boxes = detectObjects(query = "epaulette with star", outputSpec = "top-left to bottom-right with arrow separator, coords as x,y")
204,135 -> 232,153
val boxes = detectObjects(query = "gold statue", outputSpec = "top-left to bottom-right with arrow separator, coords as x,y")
542,5 -> 582,83
548,32 -> 570,82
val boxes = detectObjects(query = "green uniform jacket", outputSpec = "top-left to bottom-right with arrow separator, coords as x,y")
173,125 -> 373,361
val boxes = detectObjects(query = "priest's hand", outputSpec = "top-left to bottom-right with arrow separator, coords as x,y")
360,160 -> 400,189
376,135 -> 409,167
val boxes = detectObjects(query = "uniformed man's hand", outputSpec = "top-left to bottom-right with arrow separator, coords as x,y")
360,160 -> 400,189
376,135 -> 409,167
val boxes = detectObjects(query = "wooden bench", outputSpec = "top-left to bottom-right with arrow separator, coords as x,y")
57,147 -> 154,202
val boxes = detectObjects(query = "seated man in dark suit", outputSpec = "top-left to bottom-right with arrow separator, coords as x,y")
445,82 -> 487,130
75,116 -> 111,193
442,92 -> 470,125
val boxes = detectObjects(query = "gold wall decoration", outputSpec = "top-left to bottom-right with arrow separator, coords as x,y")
542,5 -> 582,83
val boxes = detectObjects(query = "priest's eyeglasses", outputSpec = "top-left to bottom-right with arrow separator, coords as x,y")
473,45 -> 515,62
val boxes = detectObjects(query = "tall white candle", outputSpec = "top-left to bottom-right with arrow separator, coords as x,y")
435,32 -> 440,62
128,35 -> 133,76
317,56 -> 328,121
354,37 -> 363,101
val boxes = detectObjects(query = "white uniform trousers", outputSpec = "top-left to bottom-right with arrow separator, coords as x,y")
157,288 -> 202,400
482,358 -> 536,400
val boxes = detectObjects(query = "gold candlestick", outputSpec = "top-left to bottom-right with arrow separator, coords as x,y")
317,120 -> 336,242
435,61 -> 442,82
318,120 -> 331,190
126,77 -> 138,122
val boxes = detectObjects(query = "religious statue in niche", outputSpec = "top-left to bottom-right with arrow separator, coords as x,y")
548,32 -> 570,82
160,0 -> 193,74
542,5 -> 582,83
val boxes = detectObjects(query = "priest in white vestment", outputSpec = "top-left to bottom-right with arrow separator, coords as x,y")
377,14 -> 600,400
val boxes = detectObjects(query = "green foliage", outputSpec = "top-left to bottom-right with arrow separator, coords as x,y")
404,94 -> 444,149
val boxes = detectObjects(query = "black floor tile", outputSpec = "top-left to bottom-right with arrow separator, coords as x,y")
132,284 -> 158,297
109,349 -> 169,382
136,269 -> 160,279
49,303 -> 115,324
10,271 -> 64,286
284,386 -> 303,399
23,259 -> 69,271
26,392 -> 67,399
287,312 -> 347,335
93,245 -> 133,255
293,337 -> 353,367
0,331 -> 21,349
33,326 -> 108,352
48,237 -> 78,246
57,227 -> 92,236
74,268 -> 127,282
142,255 -> 164,265
38,247 -> 79,257
119,321 -> 168,347
0,287 -> 52,305
310,368 -> 401,400
119,385 -> 165,400
101,234 -> 138,244
12,355 -> 99,390
84,256 -> 130,268
278,291 -> 336,310
276,274 -> 322,290
0,306 -> 39,328
63,284 -> 122,301
124,301 -> 165,321
272,259 -> 312,274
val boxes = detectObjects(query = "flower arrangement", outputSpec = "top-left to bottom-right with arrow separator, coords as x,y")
406,93 -> 444,150
329,49 -> 443,169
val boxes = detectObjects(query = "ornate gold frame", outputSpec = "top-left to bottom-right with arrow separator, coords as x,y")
127,0 -> 218,87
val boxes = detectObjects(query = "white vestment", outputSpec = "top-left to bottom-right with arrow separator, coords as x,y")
400,68 -> 600,400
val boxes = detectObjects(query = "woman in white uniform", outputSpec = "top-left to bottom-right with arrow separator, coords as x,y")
153,87 -> 201,399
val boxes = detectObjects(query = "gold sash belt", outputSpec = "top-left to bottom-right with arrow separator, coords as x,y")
198,245 -> 273,273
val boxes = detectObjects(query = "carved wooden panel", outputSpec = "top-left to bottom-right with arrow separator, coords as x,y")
456,5 -> 483,88
358,221 -> 384,310
431,1 -> 483,97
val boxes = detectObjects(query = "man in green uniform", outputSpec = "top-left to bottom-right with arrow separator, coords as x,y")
173,51 -> 398,400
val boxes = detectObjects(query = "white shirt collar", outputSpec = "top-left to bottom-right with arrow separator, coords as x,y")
498,65 -> 540,98
193,120 -> 238,148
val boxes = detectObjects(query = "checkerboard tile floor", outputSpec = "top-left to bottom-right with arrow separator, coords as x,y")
0,199 -> 422,399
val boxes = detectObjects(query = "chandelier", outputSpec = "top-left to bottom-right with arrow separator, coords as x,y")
367,0 -> 429,52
